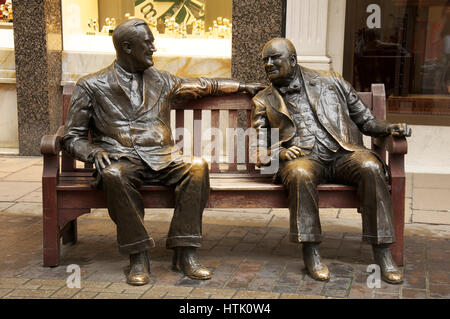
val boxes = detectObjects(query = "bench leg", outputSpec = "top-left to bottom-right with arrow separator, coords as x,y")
42,164 -> 60,267
62,219 -> 78,245
390,175 -> 405,266
43,204 -> 60,267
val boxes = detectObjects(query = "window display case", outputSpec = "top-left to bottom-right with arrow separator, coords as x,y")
343,0 -> 450,125
61,0 -> 232,84
0,0 -> 14,81
0,0 -> 18,152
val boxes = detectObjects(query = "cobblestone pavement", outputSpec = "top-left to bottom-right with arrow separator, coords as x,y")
0,212 -> 449,300
0,156 -> 449,300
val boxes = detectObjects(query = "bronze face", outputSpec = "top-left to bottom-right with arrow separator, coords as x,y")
127,24 -> 157,72
262,39 -> 297,86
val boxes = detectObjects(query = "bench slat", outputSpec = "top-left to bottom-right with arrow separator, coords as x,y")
175,109 -> 184,153
228,110 -> 238,171
211,109 -> 220,173
193,109 -> 202,157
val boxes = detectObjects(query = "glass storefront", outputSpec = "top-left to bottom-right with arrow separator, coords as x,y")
0,0 -> 13,48
61,0 -> 232,55
343,0 -> 450,125
0,0 -> 12,23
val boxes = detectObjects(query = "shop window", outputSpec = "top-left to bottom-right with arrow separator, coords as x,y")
0,0 -> 13,48
343,0 -> 450,125
62,0 -> 232,55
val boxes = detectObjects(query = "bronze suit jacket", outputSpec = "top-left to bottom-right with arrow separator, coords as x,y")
251,65 -> 390,166
63,62 -> 240,171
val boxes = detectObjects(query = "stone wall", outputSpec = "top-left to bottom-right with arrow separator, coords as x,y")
12,0 -> 62,155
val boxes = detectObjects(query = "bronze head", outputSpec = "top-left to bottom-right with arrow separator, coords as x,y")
113,18 -> 157,73
262,38 -> 297,87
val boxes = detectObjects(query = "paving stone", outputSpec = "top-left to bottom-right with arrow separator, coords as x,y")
402,288 -> 427,299
0,202 -> 14,211
95,292 -> 142,299
412,188 -> 450,212
226,271 -> 258,289
277,271 -> 302,286
78,281 -> 111,289
16,189 -> 42,203
200,272 -> 230,289
232,290 -> 281,299
373,292 -> 399,299
248,277 -> 277,292
428,271 -> 450,285
272,285 -> 298,294
190,287 -> 236,299
328,263 -> 354,278
0,277 -> 29,286
26,279 -> 66,287
281,293 -> 325,299
7,289 -> 54,298
0,288 -> 13,298
0,181 -> 41,201
257,264 -> 285,279
348,284 -> 374,299
176,277 -> 203,287
322,288 -> 348,298
226,228 -> 249,239
297,281 -> 325,296
165,286 -> 194,297
403,276 -> 426,290
50,287 -> 81,299
0,157 -> 41,173
413,210 -> 450,225
1,178 -> 450,301
3,165 -> 42,182
72,291 -> 102,299
325,277 -> 352,291
429,283 -> 450,298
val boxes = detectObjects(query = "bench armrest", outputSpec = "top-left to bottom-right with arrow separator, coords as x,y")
373,135 -> 408,155
41,126 -> 64,155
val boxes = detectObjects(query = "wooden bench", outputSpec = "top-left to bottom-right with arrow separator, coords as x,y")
41,83 -> 408,267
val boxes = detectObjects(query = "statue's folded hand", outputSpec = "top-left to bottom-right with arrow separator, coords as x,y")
280,146 -> 304,161
387,123 -> 412,137
94,151 -> 112,173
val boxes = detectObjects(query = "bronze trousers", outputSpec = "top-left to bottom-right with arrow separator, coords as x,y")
276,151 -> 395,245
99,158 -> 210,255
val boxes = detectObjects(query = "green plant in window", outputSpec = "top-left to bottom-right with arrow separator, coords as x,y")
135,0 -> 205,25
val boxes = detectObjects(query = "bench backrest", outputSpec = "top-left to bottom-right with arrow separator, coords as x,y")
62,84 -> 386,174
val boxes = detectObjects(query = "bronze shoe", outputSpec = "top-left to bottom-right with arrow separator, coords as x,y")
372,244 -> 403,284
302,243 -> 330,281
126,250 -> 150,286
173,247 -> 211,280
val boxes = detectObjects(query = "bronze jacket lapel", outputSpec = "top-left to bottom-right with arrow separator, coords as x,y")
133,67 -> 165,119
300,66 -> 322,114
98,64 -> 135,119
263,85 -> 296,144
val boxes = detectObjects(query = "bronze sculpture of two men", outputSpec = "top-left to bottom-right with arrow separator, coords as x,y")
63,19 -> 411,286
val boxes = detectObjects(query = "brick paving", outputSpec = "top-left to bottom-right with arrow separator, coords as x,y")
0,155 -> 449,300
0,213 -> 449,299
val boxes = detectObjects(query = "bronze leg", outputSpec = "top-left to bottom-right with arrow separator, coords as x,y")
277,157 -> 326,243
334,151 -> 402,284
100,159 -> 155,255
157,158 -> 210,249
152,157 -> 211,279
334,151 -> 395,244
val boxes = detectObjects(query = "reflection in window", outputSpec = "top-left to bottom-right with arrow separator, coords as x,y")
344,0 -> 450,119
135,0 -> 231,39
62,0 -> 232,54
0,0 -> 12,23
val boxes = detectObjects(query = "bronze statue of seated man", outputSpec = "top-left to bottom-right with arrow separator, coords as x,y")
251,38 -> 411,284
63,18 -> 263,286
